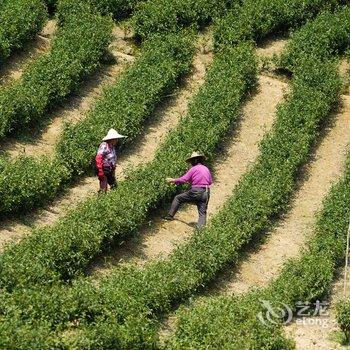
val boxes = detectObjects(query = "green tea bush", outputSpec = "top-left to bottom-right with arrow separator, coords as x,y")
279,6 -> 350,69
44,0 -> 142,17
0,276 -> 158,349
0,0 -> 113,138
0,0 -> 47,62
88,0 -> 142,18
167,293 -> 295,349
132,0 -> 230,39
0,32 -> 194,215
337,299 -> 350,342
0,42 -> 257,290
0,157 -> 69,214
214,0 -> 343,51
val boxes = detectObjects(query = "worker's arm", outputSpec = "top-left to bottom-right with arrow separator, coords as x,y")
95,154 -> 104,177
169,168 -> 193,185
95,142 -> 107,177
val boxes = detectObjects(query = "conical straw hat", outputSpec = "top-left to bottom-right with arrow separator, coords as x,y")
102,128 -> 126,141
186,151 -> 206,162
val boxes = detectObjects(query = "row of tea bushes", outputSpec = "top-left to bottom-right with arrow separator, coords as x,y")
0,0 -> 113,138
132,0 -> 230,39
279,5 -> 350,69
0,0 -> 47,63
214,0 -> 344,51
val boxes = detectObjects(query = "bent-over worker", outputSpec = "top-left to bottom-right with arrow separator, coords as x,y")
165,151 -> 212,229
95,128 -> 126,193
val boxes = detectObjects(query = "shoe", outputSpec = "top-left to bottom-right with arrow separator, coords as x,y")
163,215 -> 174,221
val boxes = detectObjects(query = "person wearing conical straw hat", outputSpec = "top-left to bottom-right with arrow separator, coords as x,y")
95,128 -> 126,193
165,151 -> 212,229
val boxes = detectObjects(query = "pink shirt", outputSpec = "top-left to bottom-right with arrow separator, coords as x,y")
172,164 -> 213,187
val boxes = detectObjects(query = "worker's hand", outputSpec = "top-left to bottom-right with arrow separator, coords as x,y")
166,177 -> 174,183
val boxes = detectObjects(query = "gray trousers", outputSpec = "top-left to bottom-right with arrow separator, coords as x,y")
168,187 -> 210,228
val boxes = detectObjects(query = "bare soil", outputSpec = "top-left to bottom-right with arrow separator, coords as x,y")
0,33 -> 213,251
0,19 -> 57,85
256,36 -> 288,58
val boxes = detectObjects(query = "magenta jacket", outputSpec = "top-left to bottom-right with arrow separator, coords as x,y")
171,164 -> 213,187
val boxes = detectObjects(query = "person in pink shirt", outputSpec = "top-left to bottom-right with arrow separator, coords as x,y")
165,151 -> 212,228
95,128 -> 126,193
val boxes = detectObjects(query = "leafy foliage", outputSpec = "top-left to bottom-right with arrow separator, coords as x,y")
0,0 -> 47,62
279,6 -> 350,69
214,0 -> 344,51
132,0 -> 230,39
0,0 -> 113,138
43,0 -> 142,17
88,0 -> 142,18
337,299 -> 350,342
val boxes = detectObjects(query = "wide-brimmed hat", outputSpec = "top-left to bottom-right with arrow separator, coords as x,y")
102,128 -> 126,141
186,151 -> 206,162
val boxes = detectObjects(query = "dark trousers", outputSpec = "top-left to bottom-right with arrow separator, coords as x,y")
98,167 -> 117,192
168,187 -> 210,228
